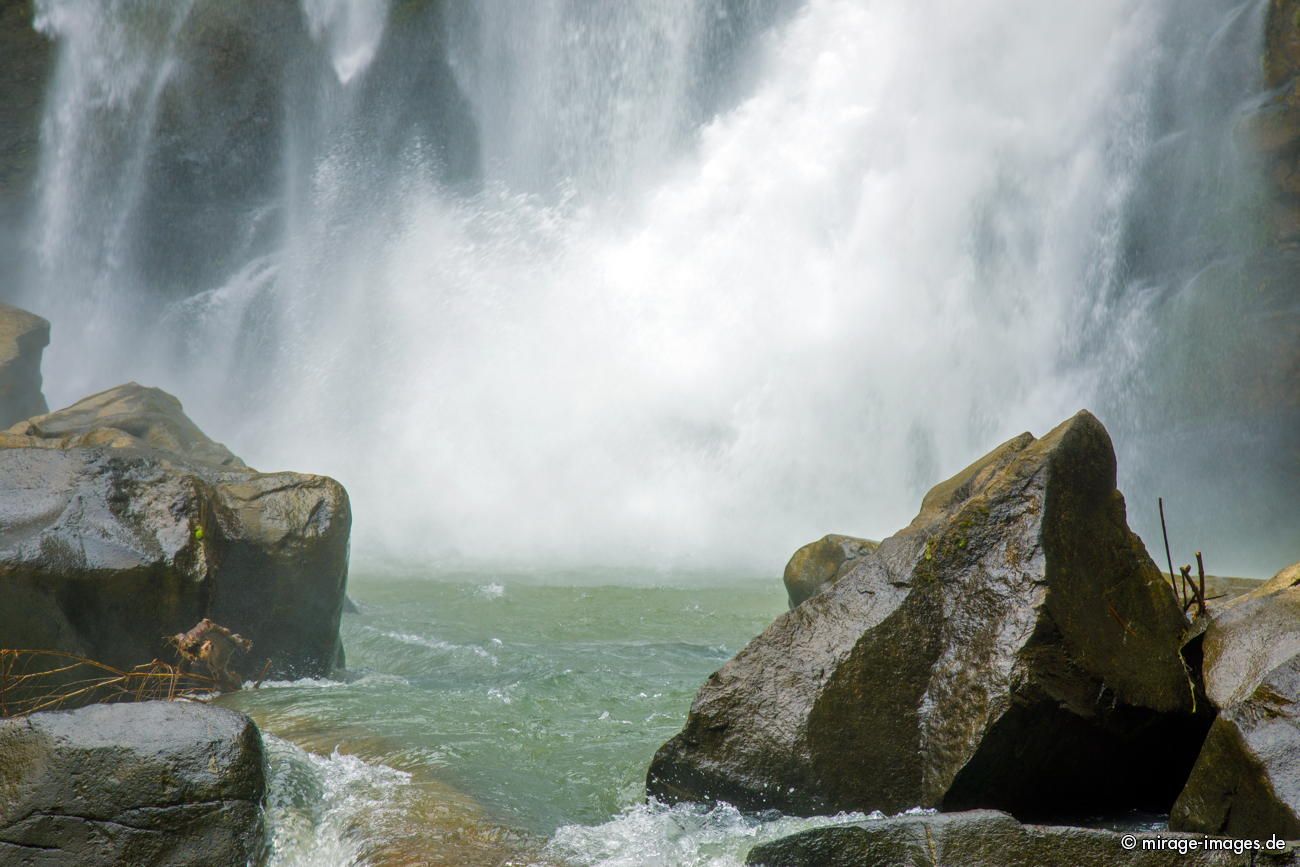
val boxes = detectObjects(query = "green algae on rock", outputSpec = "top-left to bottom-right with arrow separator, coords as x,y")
649,411 -> 1206,818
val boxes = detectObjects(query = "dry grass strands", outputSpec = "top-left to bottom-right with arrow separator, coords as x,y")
0,650 -> 219,718
1,617 -> 256,718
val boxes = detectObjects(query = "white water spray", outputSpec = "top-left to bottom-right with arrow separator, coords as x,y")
13,0 -> 1290,574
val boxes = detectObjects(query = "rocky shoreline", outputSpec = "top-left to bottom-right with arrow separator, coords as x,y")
0,301 -> 351,865
0,702 -> 265,867
647,409 -> 1300,864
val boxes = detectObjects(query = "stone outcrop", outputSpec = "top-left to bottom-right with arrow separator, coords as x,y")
0,303 -> 48,429
783,534 -> 878,608
0,1 -> 50,207
0,701 -> 266,867
745,810 -> 1297,867
0,382 -> 350,682
648,411 -> 1205,818
1172,562 -> 1300,838
1262,0 -> 1300,242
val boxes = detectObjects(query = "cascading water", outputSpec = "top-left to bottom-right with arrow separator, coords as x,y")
9,0 -> 1296,575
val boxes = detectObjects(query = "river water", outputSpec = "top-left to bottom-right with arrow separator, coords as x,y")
221,572 -> 872,866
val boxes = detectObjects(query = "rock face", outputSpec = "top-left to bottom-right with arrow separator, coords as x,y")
0,1 -> 50,212
0,303 -> 48,429
0,382 -> 350,681
0,701 -> 265,867
648,411 -> 1205,818
744,810 -> 1296,867
1172,562 -> 1300,838
783,534 -> 878,608
1262,0 -> 1300,243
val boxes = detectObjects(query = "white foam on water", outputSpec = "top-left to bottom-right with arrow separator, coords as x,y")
369,627 -> 501,665
255,677 -> 349,690
262,735 -> 412,867
544,799 -> 876,867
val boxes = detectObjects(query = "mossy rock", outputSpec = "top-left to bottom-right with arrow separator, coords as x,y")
649,412 -> 1206,819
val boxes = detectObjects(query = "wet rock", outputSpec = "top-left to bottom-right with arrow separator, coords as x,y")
648,411 -> 1204,818
1198,562 -> 1300,709
0,382 -> 350,683
744,810 -> 1296,867
0,701 -> 265,867
1172,562 -> 1300,838
0,0 -> 50,209
783,534 -> 878,608
0,303 -> 48,429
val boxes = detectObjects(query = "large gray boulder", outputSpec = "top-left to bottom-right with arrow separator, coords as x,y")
1172,562 -> 1300,838
783,534 -> 878,608
648,411 -> 1205,818
0,701 -> 266,867
0,382 -> 350,682
1197,562 -> 1300,710
745,810 -> 1296,867
0,303 -> 48,428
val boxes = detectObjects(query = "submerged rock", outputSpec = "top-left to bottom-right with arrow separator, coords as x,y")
1172,562 -> 1300,838
0,382 -> 350,682
744,810 -> 1296,867
0,701 -> 266,867
0,303 -> 48,429
648,411 -> 1204,818
783,534 -> 878,608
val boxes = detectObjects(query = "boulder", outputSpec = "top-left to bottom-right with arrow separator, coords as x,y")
0,382 -> 350,682
0,701 -> 265,866
1172,562 -> 1300,838
648,411 -> 1205,818
783,534 -> 878,608
0,303 -> 48,429
744,810 -> 1296,867
1198,562 -> 1300,710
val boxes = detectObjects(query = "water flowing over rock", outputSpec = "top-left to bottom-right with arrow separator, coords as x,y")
1172,562 -> 1300,838
648,411 -> 1205,818
0,303 -> 48,429
0,701 -> 265,866
0,382 -> 350,681
744,810 -> 1297,867
783,534 -> 878,608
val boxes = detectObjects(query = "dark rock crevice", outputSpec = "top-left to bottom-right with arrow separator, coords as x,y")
649,411 -> 1206,821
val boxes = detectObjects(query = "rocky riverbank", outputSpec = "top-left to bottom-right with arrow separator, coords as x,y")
649,410 -> 1300,864
0,301 -> 352,864
0,702 -> 265,867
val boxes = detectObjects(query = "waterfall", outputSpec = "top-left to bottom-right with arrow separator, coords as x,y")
8,0 -> 1294,574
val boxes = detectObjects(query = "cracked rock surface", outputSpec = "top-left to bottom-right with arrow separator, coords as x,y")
0,701 -> 266,866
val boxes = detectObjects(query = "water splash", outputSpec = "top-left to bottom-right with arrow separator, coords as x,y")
546,800 -> 875,867
263,735 -> 412,867
12,0 -> 1292,575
